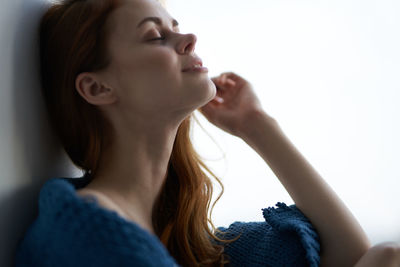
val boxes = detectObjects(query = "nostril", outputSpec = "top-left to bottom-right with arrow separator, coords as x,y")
184,42 -> 195,54
178,33 -> 197,54
185,43 -> 194,53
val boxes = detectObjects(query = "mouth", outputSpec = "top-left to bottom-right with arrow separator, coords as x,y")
182,66 -> 209,73
182,57 -> 204,72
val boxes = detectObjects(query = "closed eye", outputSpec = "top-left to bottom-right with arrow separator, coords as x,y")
148,36 -> 166,41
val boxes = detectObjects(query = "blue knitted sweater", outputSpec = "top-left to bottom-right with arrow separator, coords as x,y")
15,175 -> 321,267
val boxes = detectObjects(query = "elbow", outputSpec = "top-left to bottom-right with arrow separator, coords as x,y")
354,242 -> 400,267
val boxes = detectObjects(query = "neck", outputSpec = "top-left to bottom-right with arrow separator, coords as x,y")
85,119 -> 182,234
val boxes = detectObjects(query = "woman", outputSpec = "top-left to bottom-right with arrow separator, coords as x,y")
14,0 -> 399,266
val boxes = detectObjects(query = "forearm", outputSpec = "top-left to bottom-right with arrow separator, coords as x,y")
239,110 -> 371,267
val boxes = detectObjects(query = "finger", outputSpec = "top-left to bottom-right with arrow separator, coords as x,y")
202,98 -> 221,113
213,78 -> 226,90
211,76 -> 223,84
213,82 -> 224,92
222,72 -> 245,83
218,77 -> 236,89
226,79 -> 236,86
221,74 -> 227,84
213,74 -> 236,90
212,75 -> 224,83
218,73 -> 237,85
222,71 -> 238,78
211,78 -> 222,89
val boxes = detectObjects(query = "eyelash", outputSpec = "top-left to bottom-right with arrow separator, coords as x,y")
149,36 -> 166,41
147,27 -> 179,42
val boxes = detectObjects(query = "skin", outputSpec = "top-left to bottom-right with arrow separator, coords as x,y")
74,0 -> 400,265
354,242 -> 400,267
75,0 -> 217,235
202,74 -> 400,266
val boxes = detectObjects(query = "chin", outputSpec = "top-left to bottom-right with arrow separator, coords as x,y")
207,79 -> 217,100
185,78 -> 216,107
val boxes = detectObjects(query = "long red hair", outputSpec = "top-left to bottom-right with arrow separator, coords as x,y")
38,0 -> 239,266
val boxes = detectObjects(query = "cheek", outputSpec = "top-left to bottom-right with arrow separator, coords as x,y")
120,48 -> 182,106
114,46 -> 179,78
143,48 -> 179,77
135,48 -> 182,89
113,47 -> 179,82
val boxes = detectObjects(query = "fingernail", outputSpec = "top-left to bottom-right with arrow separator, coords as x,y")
216,97 -> 224,103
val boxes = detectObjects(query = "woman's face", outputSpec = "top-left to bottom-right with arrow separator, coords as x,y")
98,0 -> 216,120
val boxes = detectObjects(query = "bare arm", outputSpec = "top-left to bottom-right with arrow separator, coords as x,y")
239,110 -> 371,267
354,242 -> 400,267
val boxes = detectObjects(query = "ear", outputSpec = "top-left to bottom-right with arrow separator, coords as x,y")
75,72 -> 117,105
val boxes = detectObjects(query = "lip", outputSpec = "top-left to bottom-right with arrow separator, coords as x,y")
182,57 -> 204,72
183,66 -> 209,73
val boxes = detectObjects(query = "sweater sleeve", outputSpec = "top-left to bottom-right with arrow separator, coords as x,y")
15,178 -> 180,267
212,202 -> 320,267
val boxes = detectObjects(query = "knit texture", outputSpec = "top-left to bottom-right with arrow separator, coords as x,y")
213,203 -> 320,267
15,175 -> 320,267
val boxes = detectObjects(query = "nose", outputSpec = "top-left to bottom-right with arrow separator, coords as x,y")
177,33 -> 197,54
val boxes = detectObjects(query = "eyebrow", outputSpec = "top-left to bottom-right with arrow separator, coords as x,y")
137,16 -> 179,29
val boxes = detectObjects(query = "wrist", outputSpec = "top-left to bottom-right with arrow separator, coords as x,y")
238,109 -> 279,141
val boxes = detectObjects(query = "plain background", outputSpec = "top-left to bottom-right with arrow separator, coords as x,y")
167,0 -> 400,246
1,0 -> 399,266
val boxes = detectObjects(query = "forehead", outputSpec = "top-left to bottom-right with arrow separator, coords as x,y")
107,0 -> 172,34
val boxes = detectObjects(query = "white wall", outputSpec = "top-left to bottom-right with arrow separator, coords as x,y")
167,0 -> 400,245
0,0 -> 81,266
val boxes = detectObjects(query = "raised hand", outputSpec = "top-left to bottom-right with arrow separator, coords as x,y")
198,72 -> 266,138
